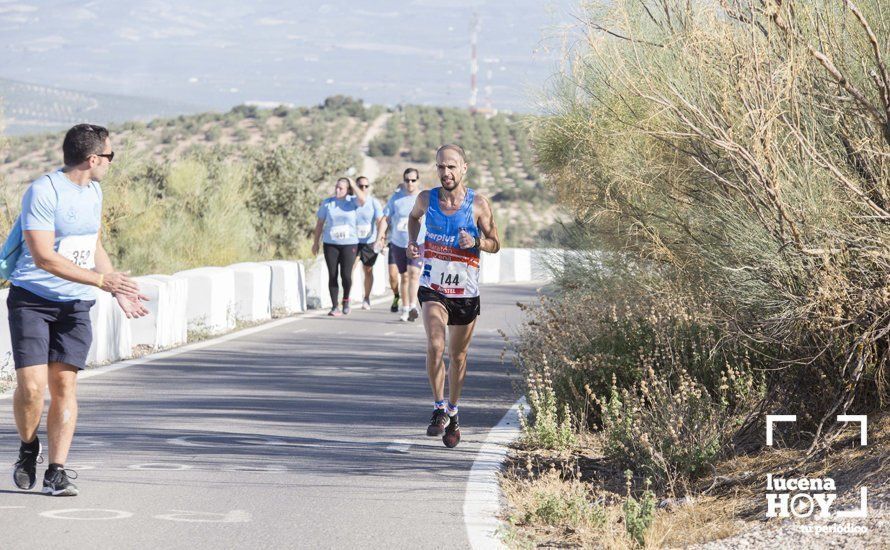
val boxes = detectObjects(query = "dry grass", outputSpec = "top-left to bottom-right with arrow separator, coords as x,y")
649,496 -> 743,548
501,412 -> 889,548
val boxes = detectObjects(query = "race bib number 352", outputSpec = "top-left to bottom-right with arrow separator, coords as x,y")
57,233 -> 98,269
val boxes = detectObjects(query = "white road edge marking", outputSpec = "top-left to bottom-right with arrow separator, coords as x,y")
385,440 -> 413,453
464,396 -> 526,550
0,296 -> 392,400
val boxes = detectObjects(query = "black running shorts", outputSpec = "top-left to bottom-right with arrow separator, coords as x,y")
357,243 -> 379,267
417,286 -> 480,326
7,285 -> 95,370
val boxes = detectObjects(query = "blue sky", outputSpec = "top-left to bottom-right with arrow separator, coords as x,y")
0,0 -> 582,111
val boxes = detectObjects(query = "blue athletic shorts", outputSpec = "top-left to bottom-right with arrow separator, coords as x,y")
388,244 -> 423,274
7,285 -> 95,370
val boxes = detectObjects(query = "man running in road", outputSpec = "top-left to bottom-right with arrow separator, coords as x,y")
353,176 -> 387,310
387,174 -> 407,313
385,168 -> 424,322
407,144 -> 500,448
9,124 -> 149,496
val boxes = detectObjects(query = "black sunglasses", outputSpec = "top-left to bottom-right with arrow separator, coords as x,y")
95,152 -> 115,162
404,178 -> 418,183
357,184 -> 369,189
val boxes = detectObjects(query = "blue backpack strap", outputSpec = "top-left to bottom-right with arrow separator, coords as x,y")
2,174 -> 55,262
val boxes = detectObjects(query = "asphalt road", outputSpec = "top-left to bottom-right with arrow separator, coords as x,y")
0,283 -> 540,550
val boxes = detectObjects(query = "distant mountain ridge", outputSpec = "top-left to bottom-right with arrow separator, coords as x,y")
0,78 -> 199,135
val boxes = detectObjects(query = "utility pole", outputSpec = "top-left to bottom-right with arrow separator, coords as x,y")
469,11 -> 480,112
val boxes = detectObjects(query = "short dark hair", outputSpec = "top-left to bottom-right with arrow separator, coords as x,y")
356,176 -> 370,185
403,168 -> 419,180
436,144 -> 467,163
63,124 -> 109,166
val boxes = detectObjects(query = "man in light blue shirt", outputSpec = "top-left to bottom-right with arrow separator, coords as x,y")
384,168 -> 424,321
353,176 -> 387,310
8,124 -> 148,497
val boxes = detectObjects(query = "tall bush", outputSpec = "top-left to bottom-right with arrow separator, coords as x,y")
532,0 -> 890,443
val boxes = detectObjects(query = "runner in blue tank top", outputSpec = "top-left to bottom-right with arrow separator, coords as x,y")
407,144 -> 501,448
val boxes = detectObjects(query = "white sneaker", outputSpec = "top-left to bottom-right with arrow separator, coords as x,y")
399,308 -> 410,322
361,299 -> 371,310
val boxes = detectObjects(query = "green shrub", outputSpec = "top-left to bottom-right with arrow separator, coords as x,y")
623,471 -> 656,547
519,364 -> 576,451
247,143 -> 353,259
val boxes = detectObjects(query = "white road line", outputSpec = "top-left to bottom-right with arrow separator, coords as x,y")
385,440 -> 413,453
384,331 -> 398,336
292,328 -> 308,334
0,295 -> 393,400
464,396 -> 526,550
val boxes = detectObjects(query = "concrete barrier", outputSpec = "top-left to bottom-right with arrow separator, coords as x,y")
304,256 -> 331,309
143,274 -> 188,346
129,277 -> 167,349
0,248 -> 557,381
262,260 -> 306,315
349,251 -> 389,302
499,248 -> 533,283
87,290 -> 133,365
172,267 -> 235,334
480,251 -> 501,284
229,262 -> 273,322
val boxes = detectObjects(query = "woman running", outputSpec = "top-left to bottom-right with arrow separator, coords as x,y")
312,177 -> 366,316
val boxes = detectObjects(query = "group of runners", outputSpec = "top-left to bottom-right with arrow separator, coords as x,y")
5,125 -> 500,497
311,168 -> 425,322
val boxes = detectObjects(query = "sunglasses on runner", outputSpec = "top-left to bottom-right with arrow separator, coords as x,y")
94,152 -> 115,162
404,178 -> 417,183
357,184 -> 369,189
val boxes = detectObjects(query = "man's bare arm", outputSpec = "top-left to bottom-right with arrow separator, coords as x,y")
407,191 -> 429,246
475,194 -> 500,254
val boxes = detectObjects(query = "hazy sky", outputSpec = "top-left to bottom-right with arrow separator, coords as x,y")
0,0 -> 582,111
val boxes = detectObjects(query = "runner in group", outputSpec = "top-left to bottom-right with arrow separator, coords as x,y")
386,176 -> 406,313
9,124 -> 149,496
407,144 -> 500,448
352,176 -> 387,310
384,168 -> 423,322
312,177 -> 366,316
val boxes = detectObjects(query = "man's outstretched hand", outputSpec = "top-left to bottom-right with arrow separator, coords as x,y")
115,293 -> 150,319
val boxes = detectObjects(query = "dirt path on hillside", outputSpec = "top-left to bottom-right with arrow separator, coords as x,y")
360,112 -> 390,183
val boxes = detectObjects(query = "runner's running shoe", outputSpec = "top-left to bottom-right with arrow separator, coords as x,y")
328,307 -> 342,317
342,300 -> 351,315
390,296 -> 399,313
361,299 -> 371,310
12,440 -> 42,490
399,308 -> 410,322
43,467 -> 78,496
443,414 -> 461,448
427,409 -> 450,436
408,307 -> 419,322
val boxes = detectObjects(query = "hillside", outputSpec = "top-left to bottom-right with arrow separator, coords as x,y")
0,97 -> 562,247
0,78 -> 197,136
